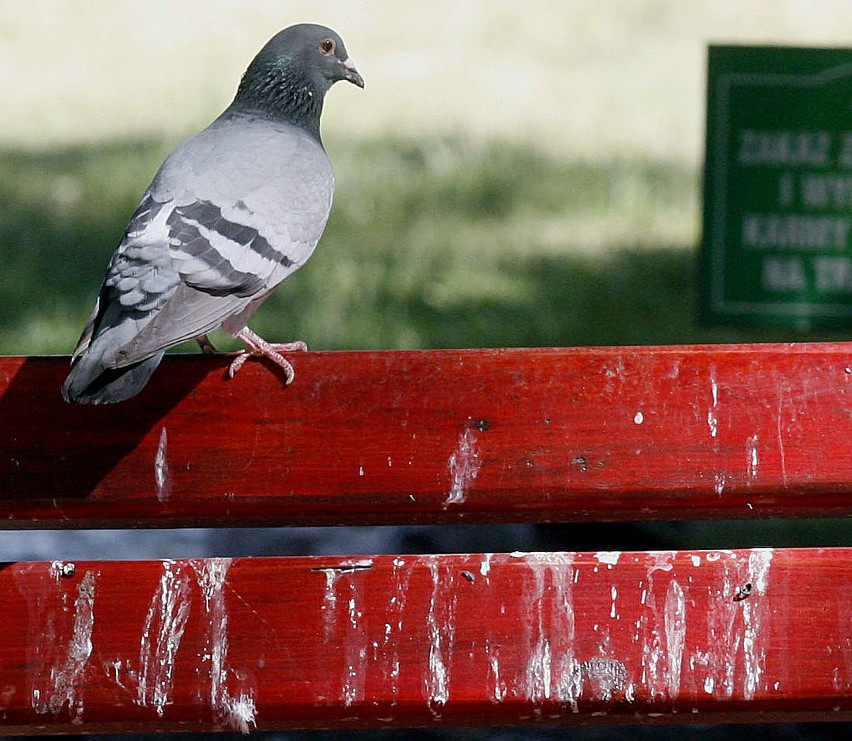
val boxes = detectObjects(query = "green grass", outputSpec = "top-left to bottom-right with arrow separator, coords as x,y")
0,134 -> 846,356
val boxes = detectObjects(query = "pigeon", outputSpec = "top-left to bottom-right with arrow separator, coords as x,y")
62,23 -> 364,404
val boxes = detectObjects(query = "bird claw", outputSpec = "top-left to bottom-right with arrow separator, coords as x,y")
229,328 -> 308,385
196,334 -> 219,354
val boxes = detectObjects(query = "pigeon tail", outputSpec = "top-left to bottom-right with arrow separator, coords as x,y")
62,350 -> 164,404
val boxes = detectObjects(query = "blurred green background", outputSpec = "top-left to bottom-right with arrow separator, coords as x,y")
3,0 -> 851,356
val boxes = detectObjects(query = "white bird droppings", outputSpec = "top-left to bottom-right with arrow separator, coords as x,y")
154,427 -> 171,502
137,562 -> 192,716
445,425 -> 481,506
192,559 -> 257,734
520,554 -> 581,710
594,551 -> 621,567
708,373 -> 719,439
34,570 -> 97,719
746,434 -> 760,480
223,692 -> 257,735
423,558 -> 457,715
742,549 -> 773,701
664,580 -> 686,700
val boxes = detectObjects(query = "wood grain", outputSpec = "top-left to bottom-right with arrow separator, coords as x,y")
0,549 -> 849,733
1,344 -> 851,527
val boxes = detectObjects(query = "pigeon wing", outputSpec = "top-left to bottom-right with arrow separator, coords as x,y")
109,117 -> 334,368
70,193 -> 181,363
61,194 -> 182,403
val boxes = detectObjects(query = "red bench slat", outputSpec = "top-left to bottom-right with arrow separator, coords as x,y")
0,548 -> 849,733
1,344 -> 851,528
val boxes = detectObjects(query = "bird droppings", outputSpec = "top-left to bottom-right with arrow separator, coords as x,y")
321,569 -> 339,642
746,434 -> 760,479
424,557 -> 457,715
342,597 -> 367,707
316,558 -> 376,698
7,546 -> 850,728
137,561 -> 192,716
742,549 -> 773,702
582,658 -> 628,702
708,370 -> 720,439
479,554 -> 494,579
647,552 -> 675,574
664,581 -> 686,701
50,560 -> 76,580
191,559 -> 257,734
633,411 -> 644,425
223,692 -> 258,735
60,571 -> 96,717
594,551 -> 621,567
520,553 -> 581,710
775,387 -> 788,484
29,569 -> 97,719
444,424 -> 481,507
319,560 -> 372,707
154,427 -> 171,503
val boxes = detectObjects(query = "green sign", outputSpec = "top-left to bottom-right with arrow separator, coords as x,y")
700,45 -> 852,328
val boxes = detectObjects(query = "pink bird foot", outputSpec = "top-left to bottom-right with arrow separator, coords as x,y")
229,327 -> 308,384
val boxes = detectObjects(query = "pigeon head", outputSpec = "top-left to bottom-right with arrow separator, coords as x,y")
232,24 -> 364,137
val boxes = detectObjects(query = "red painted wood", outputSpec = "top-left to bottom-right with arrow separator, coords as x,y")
0,548 -> 848,733
1,344 -> 851,527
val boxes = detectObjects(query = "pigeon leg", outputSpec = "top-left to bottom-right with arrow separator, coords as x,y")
196,334 -> 219,354
230,327 -> 308,384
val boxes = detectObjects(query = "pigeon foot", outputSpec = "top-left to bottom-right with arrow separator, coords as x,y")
196,334 -> 219,354
230,327 -> 308,384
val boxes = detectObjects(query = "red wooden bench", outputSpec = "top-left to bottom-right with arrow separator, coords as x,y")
0,343 -> 850,733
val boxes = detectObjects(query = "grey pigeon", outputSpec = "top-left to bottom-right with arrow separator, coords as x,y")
62,23 -> 363,404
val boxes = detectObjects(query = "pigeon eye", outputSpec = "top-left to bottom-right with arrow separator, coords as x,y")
320,38 -> 336,55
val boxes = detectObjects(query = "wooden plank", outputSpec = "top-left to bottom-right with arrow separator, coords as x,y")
0,344 -> 850,527
0,548 -> 849,733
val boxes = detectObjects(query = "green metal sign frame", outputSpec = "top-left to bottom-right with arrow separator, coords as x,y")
700,45 -> 852,328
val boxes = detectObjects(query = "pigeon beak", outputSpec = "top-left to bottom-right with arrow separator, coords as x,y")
340,57 -> 365,89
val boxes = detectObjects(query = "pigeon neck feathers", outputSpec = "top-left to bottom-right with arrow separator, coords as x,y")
231,55 -> 328,141
228,24 -> 362,143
